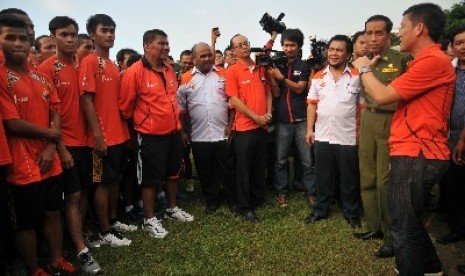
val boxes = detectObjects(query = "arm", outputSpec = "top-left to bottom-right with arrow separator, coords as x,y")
269,67 -> 308,94
211,28 -> 221,56
81,93 -> 106,156
36,110 -> 61,173
225,108 -> 236,142
305,103 -> 317,145
352,56 -> 402,105
179,112 -> 190,147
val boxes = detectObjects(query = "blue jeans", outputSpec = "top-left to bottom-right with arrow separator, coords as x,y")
389,153 -> 448,275
274,122 -> 315,196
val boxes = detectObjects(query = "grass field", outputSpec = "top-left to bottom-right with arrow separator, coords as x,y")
89,181 -> 398,276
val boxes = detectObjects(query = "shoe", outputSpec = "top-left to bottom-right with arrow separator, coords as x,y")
45,257 -> 76,275
436,231 -> 463,244
307,195 -> 317,207
77,251 -> 101,274
305,213 -> 326,224
100,228 -> 131,247
458,265 -> 465,274
243,211 -> 259,224
353,231 -> 384,240
185,179 -> 195,193
165,206 -> 194,222
374,245 -> 394,258
111,220 -> 138,232
143,217 -> 168,239
277,194 -> 288,207
83,233 -> 101,249
125,207 -> 144,225
345,217 -> 361,228
33,268 -> 51,276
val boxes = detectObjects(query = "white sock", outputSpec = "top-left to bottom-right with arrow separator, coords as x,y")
78,247 -> 89,256
137,200 -> 144,208
125,205 -> 134,213
157,192 -> 166,199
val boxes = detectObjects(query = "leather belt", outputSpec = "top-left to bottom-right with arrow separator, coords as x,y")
366,107 -> 395,114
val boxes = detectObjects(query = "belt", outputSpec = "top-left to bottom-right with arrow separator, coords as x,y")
366,107 -> 395,114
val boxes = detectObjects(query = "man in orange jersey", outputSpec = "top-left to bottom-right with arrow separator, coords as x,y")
34,35 -> 56,64
76,33 -> 93,62
120,29 -> 194,239
0,14 -> 75,276
225,34 -> 272,223
38,16 -> 101,274
177,42 -> 236,215
80,14 -> 132,248
353,3 -> 455,274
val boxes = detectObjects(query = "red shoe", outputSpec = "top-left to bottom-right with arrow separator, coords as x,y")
46,257 -> 76,275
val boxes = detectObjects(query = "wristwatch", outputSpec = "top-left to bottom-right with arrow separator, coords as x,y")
358,66 -> 371,75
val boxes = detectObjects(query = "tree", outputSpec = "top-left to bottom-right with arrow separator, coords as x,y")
444,1 -> 465,38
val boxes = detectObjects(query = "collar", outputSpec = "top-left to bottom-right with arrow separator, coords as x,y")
191,65 -> 220,75
142,56 -> 168,72
321,64 -> 353,76
414,44 -> 441,61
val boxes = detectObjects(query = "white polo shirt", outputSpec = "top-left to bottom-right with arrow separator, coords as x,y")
307,65 -> 360,146
177,66 -> 229,142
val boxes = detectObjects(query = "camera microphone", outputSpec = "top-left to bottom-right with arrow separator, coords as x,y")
250,47 -> 266,52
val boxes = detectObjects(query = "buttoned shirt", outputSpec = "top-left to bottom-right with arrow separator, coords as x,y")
177,66 -> 229,142
307,65 -> 360,146
449,66 -> 465,149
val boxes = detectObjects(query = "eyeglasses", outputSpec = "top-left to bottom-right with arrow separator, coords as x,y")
233,41 -> 250,49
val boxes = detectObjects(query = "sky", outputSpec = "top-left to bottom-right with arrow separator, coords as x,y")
0,0 -> 458,61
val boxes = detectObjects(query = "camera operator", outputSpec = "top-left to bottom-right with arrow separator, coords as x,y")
267,28 -> 315,207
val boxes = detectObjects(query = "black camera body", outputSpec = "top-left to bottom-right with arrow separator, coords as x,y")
307,37 -> 327,71
259,13 -> 286,34
251,47 -> 287,68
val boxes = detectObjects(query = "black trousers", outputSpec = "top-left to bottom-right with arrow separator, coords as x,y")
191,140 -> 236,208
442,162 -> 465,235
313,141 -> 360,218
234,128 -> 267,213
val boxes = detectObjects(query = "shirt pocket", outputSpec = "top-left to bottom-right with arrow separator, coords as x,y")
338,85 -> 359,103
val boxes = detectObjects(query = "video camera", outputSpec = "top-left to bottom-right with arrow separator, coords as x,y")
251,47 -> 287,68
307,36 -> 327,71
259,13 -> 286,34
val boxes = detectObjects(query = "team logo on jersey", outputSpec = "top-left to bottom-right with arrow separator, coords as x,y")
293,70 -> 301,76
101,75 -> 113,82
42,90 -> 50,101
147,82 -> 156,88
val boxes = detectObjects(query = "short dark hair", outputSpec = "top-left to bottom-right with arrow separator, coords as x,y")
281,28 -> 304,48
0,14 -> 27,31
224,45 -> 232,54
126,53 -> 142,67
215,50 -> 223,56
403,3 -> 445,42
34,35 -> 50,51
438,38 -> 450,51
86,14 -> 115,35
116,48 -> 137,63
78,33 -> 91,45
49,16 -> 78,35
351,31 -> 365,44
229,34 -> 242,48
142,29 -> 167,46
180,49 -> 192,59
0,8 -> 28,16
449,24 -> 465,44
328,34 -> 353,55
365,15 -> 393,33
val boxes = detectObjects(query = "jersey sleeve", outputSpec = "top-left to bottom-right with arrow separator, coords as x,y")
79,55 -> 97,95
119,67 -> 138,119
225,66 -> 239,98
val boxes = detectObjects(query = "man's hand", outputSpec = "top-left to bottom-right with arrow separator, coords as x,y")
93,135 -> 107,156
211,27 -> 221,44
452,138 -> 465,166
37,143 -> 57,173
252,114 -> 270,127
305,130 -> 315,145
352,55 -> 380,70
268,67 -> 285,81
57,145 -> 74,169
181,131 -> 190,147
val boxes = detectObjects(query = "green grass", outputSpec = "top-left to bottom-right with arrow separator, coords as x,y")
89,183 -> 397,276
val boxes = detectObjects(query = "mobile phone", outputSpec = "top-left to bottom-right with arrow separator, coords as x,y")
212,27 -> 220,37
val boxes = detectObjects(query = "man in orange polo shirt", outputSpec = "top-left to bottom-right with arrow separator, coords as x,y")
120,29 -> 194,239
353,3 -> 455,275
225,34 -> 272,223
0,14 -> 76,276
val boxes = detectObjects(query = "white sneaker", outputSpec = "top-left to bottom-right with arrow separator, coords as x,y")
77,251 -> 101,274
100,229 -> 131,247
111,220 -> 138,232
165,206 -> 194,222
83,234 -> 101,249
143,217 -> 168,239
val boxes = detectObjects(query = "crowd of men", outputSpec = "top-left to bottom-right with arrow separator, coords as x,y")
0,2 -> 464,276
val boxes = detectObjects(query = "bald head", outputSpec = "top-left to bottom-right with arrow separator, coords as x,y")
192,42 -> 213,74
191,42 -> 210,58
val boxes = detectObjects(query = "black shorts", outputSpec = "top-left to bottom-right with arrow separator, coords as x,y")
63,146 -> 91,196
92,144 -> 125,184
136,132 -> 183,187
9,175 -> 63,231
